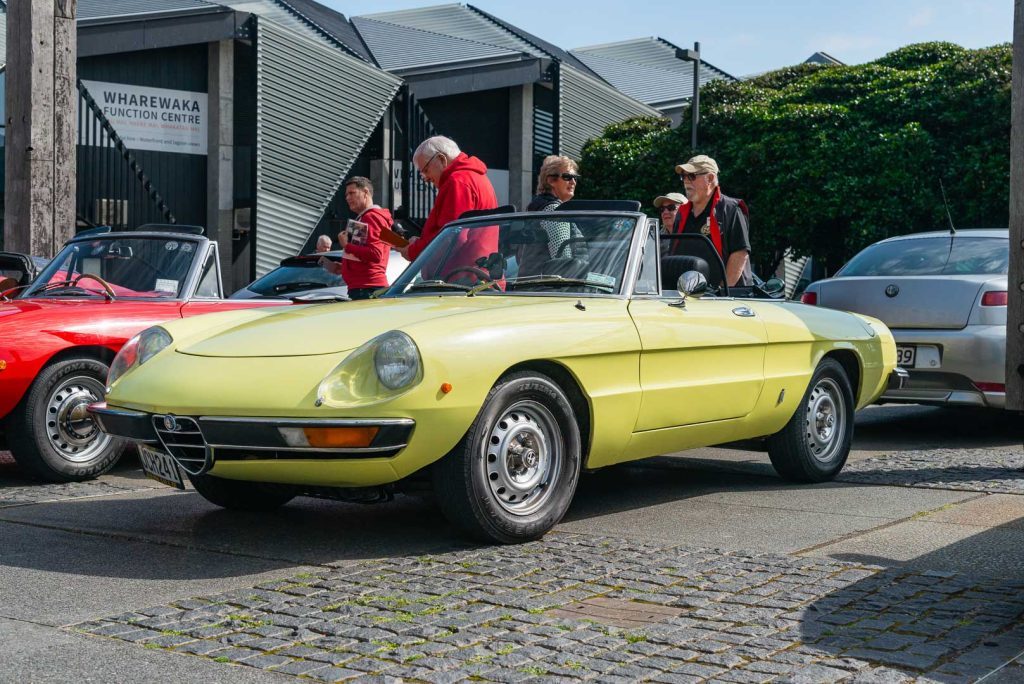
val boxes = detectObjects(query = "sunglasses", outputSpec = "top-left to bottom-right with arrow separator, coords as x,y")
680,172 -> 708,182
549,173 -> 581,182
659,204 -> 678,213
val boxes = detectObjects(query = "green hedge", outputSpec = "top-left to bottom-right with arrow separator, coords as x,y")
578,42 -> 1011,274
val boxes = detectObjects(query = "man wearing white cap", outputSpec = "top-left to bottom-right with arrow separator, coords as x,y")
653,192 -> 687,234
671,154 -> 752,287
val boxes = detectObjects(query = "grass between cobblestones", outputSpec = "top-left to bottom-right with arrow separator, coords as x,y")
71,532 -> 1024,683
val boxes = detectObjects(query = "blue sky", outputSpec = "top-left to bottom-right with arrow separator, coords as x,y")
322,0 -> 1012,76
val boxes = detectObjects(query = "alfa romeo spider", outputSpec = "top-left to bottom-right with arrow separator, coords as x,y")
91,207 -> 902,543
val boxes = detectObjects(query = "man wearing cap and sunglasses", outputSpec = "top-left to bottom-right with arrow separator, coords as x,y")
653,192 -> 687,234
671,154 -> 752,287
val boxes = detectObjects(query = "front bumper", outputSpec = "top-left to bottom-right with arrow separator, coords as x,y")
88,402 -> 415,478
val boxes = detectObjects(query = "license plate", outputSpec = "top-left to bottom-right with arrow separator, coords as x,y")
139,444 -> 185,490
896,345 -> 916,367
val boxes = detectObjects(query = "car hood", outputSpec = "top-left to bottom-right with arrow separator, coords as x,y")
177,296 -> 556,358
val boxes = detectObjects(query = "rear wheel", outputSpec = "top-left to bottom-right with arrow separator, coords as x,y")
767,358 -> 854,483
187,472 -> 296,511
8,357 -> 127,482
433,371 -> 581,543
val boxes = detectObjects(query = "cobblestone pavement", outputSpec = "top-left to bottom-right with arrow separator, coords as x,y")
72,533 -> 1024,683
0,450 -> 159,508
839,449 -> 1024,495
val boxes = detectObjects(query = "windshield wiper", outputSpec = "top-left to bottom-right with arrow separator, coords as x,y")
406,279 -> 472,293
506,275 -> 614,293
467,280 -> 501,296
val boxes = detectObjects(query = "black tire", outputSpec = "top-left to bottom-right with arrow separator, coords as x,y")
767,357 -> 854,483
433,371 -> 581,544
7,357 -> 127,482
187,472 -> 296,511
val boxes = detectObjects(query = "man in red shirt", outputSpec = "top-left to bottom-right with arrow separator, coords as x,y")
322,176 -> 391,300
401,136 -> 498,279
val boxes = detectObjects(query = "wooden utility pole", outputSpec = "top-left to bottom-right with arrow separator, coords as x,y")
4,0 -> 77,256
1009,0 -> 1024,410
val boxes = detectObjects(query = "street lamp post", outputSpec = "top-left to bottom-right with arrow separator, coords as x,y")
676,42 -> 701,150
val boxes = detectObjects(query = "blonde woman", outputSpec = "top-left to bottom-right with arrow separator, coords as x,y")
526,155 -> 584,261
528,155 -> 580,211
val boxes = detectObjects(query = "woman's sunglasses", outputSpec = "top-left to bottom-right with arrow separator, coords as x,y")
548,173 -> 581,182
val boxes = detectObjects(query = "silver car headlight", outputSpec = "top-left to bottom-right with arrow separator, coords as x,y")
107,326 -> 173,390
317,331 -> 423,407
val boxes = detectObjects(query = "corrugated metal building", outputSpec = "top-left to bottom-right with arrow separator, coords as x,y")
571,38 -> 737,126
1,0 -> 665,284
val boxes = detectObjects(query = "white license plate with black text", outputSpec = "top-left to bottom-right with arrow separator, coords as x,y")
138,444 -> 185,490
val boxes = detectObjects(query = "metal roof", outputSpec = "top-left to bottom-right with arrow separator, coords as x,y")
274,0 -> 372,61
359,4 -> 544,59
571,37 -> 736,109
352,15 -> 524,73
77,0 -> 221,21
559,64 -> 662,160
254,17 -> 401,276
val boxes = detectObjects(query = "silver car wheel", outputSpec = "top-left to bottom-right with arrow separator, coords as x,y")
484,399 -> 563,516
804,376 -> 845,464
44,375 -> 110,464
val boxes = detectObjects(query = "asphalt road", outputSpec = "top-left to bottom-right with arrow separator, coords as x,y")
1,403 -> 1022,682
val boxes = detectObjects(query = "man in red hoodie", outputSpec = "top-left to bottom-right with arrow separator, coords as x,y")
401,136 -> 498,279
321,176 -> 391,300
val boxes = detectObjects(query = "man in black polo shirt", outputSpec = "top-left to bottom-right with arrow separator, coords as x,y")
671,155 -> 752,287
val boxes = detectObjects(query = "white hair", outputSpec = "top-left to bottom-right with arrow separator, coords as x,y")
414,135 -> 460,163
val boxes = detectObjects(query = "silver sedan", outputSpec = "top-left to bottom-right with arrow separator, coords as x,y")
801,229 -> 1007,408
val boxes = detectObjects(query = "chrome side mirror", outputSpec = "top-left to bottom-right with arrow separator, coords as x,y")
762,277 -> 785,296
678,270 -> 709,299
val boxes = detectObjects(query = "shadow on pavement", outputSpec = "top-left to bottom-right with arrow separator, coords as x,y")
0,490 -> 471,580
855,404 -> 1024,451
798,519 -> 1024,679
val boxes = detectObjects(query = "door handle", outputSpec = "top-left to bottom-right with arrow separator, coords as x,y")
732,306 -> 756,317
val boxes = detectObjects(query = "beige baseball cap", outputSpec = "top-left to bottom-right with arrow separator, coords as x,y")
675,154 -> 719,175
653,192 -> 687,208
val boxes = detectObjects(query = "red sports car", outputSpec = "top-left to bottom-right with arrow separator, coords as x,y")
0,226 -> 285,482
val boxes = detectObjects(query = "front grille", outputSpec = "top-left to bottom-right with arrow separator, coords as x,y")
153,414 -> 211,476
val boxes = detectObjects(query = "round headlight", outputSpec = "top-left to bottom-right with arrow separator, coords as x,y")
374,331 -> 421,390
107,326 -> 173,390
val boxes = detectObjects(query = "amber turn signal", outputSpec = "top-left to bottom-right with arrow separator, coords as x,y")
302,426 -> 378,448
0,360 -> 6,371
440,382 -> 453,394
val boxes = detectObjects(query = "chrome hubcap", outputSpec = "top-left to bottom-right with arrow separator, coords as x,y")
484,400 -> 562,516
804,377 -> 845,464
45,375 -> 110,463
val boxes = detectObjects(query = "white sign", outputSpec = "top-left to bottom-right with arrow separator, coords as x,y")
82,80 -> 208,156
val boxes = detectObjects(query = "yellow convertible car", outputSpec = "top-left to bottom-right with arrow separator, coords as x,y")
91,204 -> 902,543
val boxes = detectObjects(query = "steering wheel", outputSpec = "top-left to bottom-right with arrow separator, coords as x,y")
72,273 -> 117,299
443,266 -> 491,282
553,236 -> 589,259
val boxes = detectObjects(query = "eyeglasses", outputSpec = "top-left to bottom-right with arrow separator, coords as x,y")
680,172 -> 708,182
417,152 -> 441,176
659,204 -> 679,213
548,172 -> 581,182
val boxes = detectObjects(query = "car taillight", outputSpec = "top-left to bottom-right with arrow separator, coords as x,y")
981,291 -> 1007,307
975,382 -> 1005,393
800,292 -> 817,305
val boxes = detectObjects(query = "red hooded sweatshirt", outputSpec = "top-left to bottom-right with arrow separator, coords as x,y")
341,205 -> 392,289
407,153 -> 498,272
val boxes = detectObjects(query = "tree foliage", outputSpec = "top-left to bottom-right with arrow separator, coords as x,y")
577,42 -> 1011,274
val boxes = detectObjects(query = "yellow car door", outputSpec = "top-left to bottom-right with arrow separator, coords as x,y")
627,296 -> 768,430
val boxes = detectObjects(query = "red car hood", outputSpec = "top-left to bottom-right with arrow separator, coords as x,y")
0,298 -> 184,347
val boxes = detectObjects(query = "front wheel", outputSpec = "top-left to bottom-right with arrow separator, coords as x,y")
767,358 -> 854,483
7,357 -> 127,481
187,473 -> 296,511
433,371 -> 581,543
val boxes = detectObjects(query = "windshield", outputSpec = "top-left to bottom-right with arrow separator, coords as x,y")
386,214 -> 638,297
837,235 -> 1008,277
246,261 -> 343,296
24,236 -> 203,299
